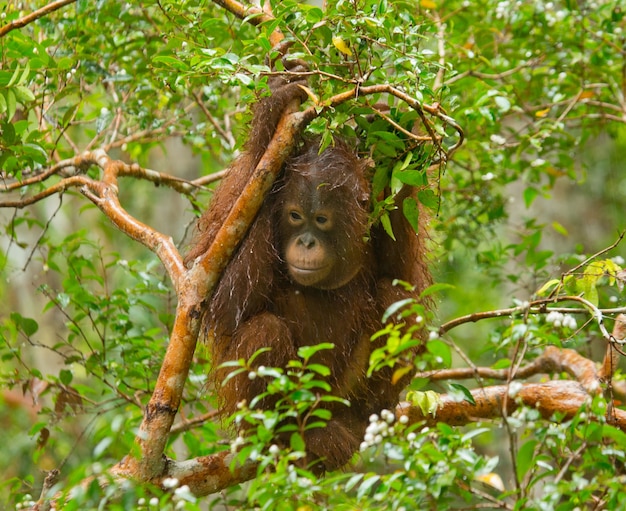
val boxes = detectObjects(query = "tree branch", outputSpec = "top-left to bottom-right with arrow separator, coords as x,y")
1,158 -> 205,197
439,298 -> 626,338
0,150 -> 185,290
0,0 -> 76,37
212,0 -> 283,46
398,380 -> 626,431
301,83 -> 464,161
113,97 -> 308,484
418,346 -> 601,393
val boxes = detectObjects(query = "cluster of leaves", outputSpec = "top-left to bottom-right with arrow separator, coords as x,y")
501,397 -> 626,510
435,0 -> 626,283
0,235 -> 213,508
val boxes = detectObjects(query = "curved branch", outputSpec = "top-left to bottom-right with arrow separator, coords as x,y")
1,151 -> 209,196
418,346 -> 601,394
0,175 -> 100,207
0,0 -> 76,37
212,0 -> 283,46
162,451 -> 257,496
212,0 -> 272,23
114,99 -> 308,484
86,151 -> 185,290
116,163 -> 207,195
0,150 -> 185,289
191,106 -> 306,298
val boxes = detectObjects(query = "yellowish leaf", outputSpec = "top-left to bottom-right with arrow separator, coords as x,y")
551,221 -> 568,237
391,365 -> 413,385
476,473 -> 505,491
535,107 -> 550,118
332,36 -> 353,57
421,0 -> 437,8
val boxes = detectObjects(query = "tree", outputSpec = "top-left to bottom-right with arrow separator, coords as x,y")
1,1 -> 625,510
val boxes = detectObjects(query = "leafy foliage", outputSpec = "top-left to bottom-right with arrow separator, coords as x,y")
1,0 -> 626,510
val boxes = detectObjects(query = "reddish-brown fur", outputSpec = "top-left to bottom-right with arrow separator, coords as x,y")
185,83 -> 431,472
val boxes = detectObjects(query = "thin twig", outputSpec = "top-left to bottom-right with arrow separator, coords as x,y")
302,83 -> 464,159
1,151 -> 210,197
565,231 -> 625,276
192,91 -> 236,148
439,298 -> 626,337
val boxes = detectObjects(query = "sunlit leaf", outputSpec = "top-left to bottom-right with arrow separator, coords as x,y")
332,36 -> 353,56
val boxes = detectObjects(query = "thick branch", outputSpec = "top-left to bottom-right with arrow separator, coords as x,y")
212,0 -> 283,46
162,451 -> 257,495
114,100 -> 307,483
83,152 -> 185,290
407,319 -> 626,434
212,0 -> 272,23
398,380 -> 626,431
191,104 -> 306,299
600,314 -> 626,381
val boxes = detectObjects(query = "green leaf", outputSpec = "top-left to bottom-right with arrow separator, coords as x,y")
382,298 -> 413,323
10,313 -> 39,336
289,432 -> 306,452
395,170 -> 424,186
420,282 -> 455,298
380,212 -> 396,240
449,383 -> 476,405
492,358 -> 511,369
7,89 -> 16,120
406,390 -> 441,417
523,187 -> 539,208
494,95 -> 511,112
357,474 -> 381,499
310,408 -> 332,420
516,439 -> 538,482
7,66 -> 21,87
551,221 -> 569,237
536,279 -> 561,296
461,427 -> 490,442
344,473 -> 365,492
306,363 -> 331,377
152,55 -> 190,70
59,369 -> 73,385
402,196 -> 420,233
13,85 -> 35,103
18,63 -> 30,86
427,339 -> 452,368
297,343 -> 334,360
417,189 -> 438,210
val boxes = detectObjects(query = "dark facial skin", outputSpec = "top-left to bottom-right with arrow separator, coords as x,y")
280,174 -> 368,290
